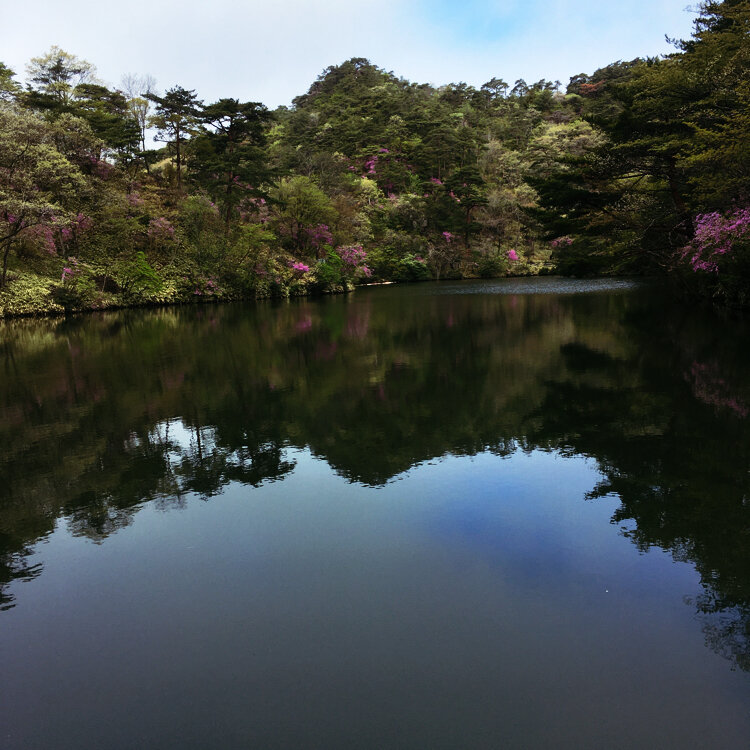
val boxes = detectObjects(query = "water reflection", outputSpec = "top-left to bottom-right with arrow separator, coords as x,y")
1,280 -> 749,670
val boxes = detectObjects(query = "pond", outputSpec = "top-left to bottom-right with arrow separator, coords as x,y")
1,278 -> 749,748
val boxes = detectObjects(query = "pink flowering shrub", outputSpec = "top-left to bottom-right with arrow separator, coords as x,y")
551,236 -> 573,248
338,245 -> 372,279
147,216 -> 177,257
148,216 -> 176,242
680,209 -> 750,273
507,249 -> 519,261
192,276 -> 221,296
60,257 -> 81,282
58,213 -> 92,251
305,224 -> 333,249
678,208 -> 750,305
27,225 -> 57,255
363,156 -> 378,176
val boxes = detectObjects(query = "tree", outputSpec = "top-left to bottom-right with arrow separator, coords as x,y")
446,165 -> 487,247
269,176 -> 337,255
73,83 -> 140,159
533,1 -> 750,281
531,56 -> 698,273
678,0 -> 750,208
0,63 -> 20,101
121,74 -> 157,157
0,106 -> 85,286
147,86 -> 202,189
24,46 -> 97,113
192,98 -> 271,230
480,78 -> 509,102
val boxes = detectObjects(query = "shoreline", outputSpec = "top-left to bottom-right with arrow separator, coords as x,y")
0,272 -> 654,322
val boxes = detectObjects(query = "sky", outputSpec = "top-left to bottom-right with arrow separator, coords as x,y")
3,0 -> 697,107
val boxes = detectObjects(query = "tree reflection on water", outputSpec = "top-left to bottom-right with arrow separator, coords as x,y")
1,283 -> 749,668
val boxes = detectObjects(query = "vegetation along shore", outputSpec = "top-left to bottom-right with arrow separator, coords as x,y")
0,0 -> 748,318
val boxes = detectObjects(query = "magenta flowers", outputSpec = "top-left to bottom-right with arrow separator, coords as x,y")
681,208 -> 750,274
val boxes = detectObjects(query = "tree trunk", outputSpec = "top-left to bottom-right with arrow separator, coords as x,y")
1,239 -> 12,289
225,176 -> 233,235
176,131 -> 182,190
667,160 -> 693,237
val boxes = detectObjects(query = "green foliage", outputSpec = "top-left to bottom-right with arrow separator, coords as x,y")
24,46 -> 97,111
314,249 -> 344,287
0,62 -> 21,101
0,104 -> 87,286
48,259 -> 101,310
476,252 -> 507,278
112,251 -> 162,301
268,176 -> 337,254
73,83 -> 141,159
396,253 -> 432,281
191,98 -> 271,226
147,86 -> 202,189
0,271 -> 62,316
221,223 -> 278,293
532,1 -> 750,291
177,194 -> 224,267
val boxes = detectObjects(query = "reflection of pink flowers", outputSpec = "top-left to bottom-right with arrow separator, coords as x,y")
296,315 -> 313,332
315,341 -> 338,361
345,309 -> 370,339
507,249 -> 519,261
685,360 -> 748,417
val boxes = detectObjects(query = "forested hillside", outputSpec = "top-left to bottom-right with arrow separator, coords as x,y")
0,0 -> 747,315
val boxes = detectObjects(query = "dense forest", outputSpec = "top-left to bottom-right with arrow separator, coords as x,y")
0,0 -> 748,316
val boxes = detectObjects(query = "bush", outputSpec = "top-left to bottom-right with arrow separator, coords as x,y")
112,251 -> 162,301
49,259 -> 100,311
315,250 -> 344,287
677,209 -> 750,306
477,253 -> 507,278
395,253 -> 431,281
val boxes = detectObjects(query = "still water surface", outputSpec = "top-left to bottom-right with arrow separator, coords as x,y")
1,279 -> 749,748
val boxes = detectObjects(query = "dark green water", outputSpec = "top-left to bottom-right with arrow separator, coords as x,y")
1,278 -> 749,748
